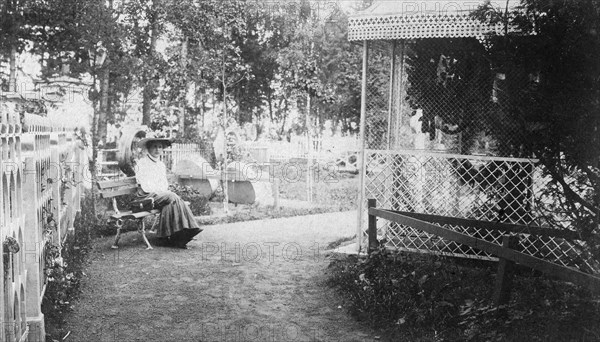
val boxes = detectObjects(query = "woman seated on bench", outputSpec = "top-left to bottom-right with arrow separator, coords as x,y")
134,136 -> 203,249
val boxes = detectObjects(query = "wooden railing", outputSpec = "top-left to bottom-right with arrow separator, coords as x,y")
367,199 -> 600,305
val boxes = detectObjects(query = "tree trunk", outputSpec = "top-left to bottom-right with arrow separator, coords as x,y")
279,96 -> 289,136
142,80 -> 153,125
222,57 -> 229,214
267,88 -> 273,121
107,91 -> 114,145
199,87 -> 205,131
98,67 -> 109,146
178,106 -> 186,138
306,92 -> 312,202
9,45 -> 16,92
142,0 -> 160,125
90,76 -> 100,215
179,36 -> 188,138
107,92 -> 113,124
316,106 -> 321,133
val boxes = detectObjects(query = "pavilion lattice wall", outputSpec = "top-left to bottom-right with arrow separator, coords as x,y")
358,39 -> 598,275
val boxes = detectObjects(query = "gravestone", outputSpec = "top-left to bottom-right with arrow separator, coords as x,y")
172,156 -> 218,197
226,161 -> 274,205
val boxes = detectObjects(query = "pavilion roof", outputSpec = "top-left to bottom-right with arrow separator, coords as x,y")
348,0 -> 520,41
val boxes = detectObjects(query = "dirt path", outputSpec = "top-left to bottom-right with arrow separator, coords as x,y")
64,211 -> 379,342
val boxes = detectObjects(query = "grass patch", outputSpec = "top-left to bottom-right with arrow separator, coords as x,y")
327,246 -> 600,341
196,201 -> 335,225
192,167 -> 358,225
278,170 -> 358,212
326,235 -> 357,250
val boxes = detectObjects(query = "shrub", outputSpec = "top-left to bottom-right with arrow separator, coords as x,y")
170,184 -> 211,216
327,247 -> 492,339
327,245 -> 600,341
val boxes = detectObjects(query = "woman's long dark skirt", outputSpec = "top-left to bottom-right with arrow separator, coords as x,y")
137,189 -> 202,247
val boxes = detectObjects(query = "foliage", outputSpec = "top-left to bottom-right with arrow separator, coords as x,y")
275,2 -> 364,135
471,0 -> 600,258
310,11 -> 364,135
161,0 -> 252,133
42,191 -> 97,341
327,247 -> 489,339
2,0 -> 367,140
159,0 -> 365,136
327,246 -> 600,341
228,4 -> 281,124
2,237 -> 19,281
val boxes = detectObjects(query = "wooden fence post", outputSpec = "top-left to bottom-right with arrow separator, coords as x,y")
493,234 -> 519,306
368,198 -> 378,254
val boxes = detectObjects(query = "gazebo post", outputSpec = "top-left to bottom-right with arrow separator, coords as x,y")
390,40 -> 407,216
397,40 -> 406,149
357,40 -> 369,253
387,40 -> 397,150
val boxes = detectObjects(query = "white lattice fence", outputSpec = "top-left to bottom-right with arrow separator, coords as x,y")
361,150 -> 598,273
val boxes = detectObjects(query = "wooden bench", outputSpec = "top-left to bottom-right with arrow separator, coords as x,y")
96,176 -> 159,250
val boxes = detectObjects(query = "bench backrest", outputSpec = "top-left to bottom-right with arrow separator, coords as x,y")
96,177 -> 139,198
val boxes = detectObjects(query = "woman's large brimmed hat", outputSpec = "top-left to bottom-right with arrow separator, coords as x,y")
137,134 -> 173,149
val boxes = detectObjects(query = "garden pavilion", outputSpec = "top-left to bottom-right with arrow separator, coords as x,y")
347,0 -> 542,257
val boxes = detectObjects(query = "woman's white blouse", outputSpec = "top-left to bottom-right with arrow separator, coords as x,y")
135,155 -> 169,193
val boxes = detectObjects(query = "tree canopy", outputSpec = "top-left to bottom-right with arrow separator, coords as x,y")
0,0 -> 364,142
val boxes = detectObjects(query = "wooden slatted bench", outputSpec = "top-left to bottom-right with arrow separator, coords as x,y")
97,176 -> 159,250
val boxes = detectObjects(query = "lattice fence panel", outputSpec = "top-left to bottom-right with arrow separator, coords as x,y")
361,150 -> 598,273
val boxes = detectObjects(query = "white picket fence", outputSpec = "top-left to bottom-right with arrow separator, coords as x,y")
241,135 -> 360,171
